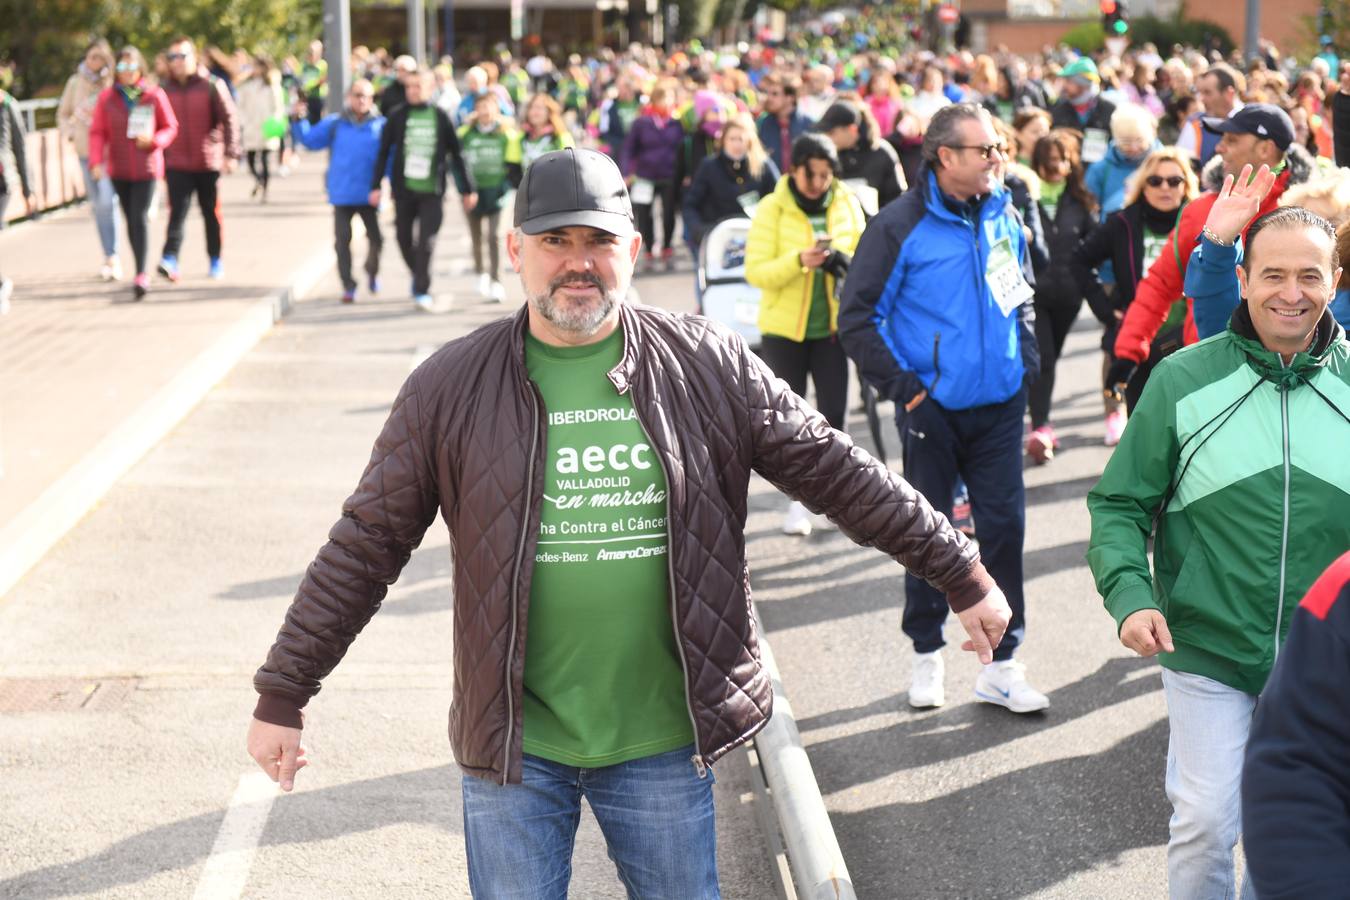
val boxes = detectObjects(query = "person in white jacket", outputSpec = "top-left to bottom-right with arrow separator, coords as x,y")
57,39 -> 120,279
236,56 -> 285,202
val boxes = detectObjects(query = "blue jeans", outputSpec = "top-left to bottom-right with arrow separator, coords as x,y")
896,389 -> 1026,660
1161,669 -> 1258,900
461,745 -> 719,899
79,156 -> 120,257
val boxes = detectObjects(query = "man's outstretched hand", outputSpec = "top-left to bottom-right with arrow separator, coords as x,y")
956,586 -> 1012,665
247,716 -> 308,792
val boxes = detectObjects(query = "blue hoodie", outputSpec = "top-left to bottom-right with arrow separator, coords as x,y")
1085,140 -> 1160,219
839,169 -> 1038,411
293,111 -> 388,207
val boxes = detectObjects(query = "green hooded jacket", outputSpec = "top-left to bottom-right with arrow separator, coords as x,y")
1087,304 -> 1350,695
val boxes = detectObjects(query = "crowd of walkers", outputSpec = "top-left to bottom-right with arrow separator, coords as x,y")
4,22 -> 1350,897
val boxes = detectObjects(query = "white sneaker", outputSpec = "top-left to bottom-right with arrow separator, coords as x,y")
0,277 -> 12,315
488,279 -> 506,303
908,650 -> 945,708
810,512 -> 836,532
781,500 -> 812,536
477,272 -> 492,298
109,257 -> 123,281
974,660 -> 1049,713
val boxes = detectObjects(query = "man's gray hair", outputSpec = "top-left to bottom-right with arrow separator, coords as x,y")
922,102 -> 994,168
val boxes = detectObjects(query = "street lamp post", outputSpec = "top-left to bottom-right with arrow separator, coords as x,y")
1245,0 -> 1261,64
323,0 -> 351,115
408,0 -> 427,64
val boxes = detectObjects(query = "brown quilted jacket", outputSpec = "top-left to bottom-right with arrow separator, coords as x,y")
253,303 -> 995,784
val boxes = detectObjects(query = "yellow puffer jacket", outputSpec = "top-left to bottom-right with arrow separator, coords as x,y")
745,175 -> 865,342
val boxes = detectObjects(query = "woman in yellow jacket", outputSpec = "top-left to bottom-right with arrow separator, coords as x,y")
746,132 -> 865,535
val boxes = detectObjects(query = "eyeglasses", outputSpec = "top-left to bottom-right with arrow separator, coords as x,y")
166,53 -> 187,61
1145,175 -> 1186,188
946,143 -> 1005,160
115,62 -> 138,73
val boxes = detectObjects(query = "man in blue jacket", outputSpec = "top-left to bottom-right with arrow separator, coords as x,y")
755,74 -> 812,176
840,102 -> 1047,713
1242,551 -> 1350,899
293,79 -> 387,304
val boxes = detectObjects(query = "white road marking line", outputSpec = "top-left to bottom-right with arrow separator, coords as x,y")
410,343 -> 437,373
192,771 -> 279,900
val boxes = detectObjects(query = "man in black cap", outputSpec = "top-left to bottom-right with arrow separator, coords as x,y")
246,147 -> 1014,895
1109,103 -> 1313,400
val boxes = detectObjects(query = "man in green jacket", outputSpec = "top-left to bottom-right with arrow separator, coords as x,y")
1087,204 -> 1350,900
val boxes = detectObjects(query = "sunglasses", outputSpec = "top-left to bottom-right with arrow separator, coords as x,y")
946,143 -> 1005,160
166,52 -> 187,61
115,62 -> 139,73
1146,175 -> 1186,188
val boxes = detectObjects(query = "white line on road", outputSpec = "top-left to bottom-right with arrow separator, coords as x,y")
192,771 -> 279,900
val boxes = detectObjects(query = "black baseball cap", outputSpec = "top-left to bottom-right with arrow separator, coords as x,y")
513,148 -> 635,236
1201,103 -> 1295,152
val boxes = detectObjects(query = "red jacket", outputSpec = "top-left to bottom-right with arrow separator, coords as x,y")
1113,168 -> 1292,363
87,84 -> 179,182
162,72 -> 240,172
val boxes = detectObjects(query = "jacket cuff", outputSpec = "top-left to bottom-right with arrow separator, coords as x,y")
253,693 -> 305,729
945,560 -> 998,613
1105,582 -> 1160,635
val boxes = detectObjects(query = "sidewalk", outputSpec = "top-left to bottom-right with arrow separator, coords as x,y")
0,160 -> 340,597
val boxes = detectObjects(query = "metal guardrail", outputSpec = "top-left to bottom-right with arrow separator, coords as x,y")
16,98 -> 60,134
752,605 -> 858,900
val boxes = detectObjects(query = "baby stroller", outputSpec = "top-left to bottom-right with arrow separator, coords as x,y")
696,216 -> 761,349
695,216 -> 888,463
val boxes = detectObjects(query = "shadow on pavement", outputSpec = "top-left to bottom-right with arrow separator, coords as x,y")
0,765 -> 462,899
803,656 -> 1159,794
829,717 -> 1168,898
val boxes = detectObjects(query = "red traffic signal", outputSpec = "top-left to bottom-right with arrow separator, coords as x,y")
1099,0 -> 1117,12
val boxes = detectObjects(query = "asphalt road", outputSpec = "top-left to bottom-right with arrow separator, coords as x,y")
0,226 -> 774,898
0,203 -> 1185,899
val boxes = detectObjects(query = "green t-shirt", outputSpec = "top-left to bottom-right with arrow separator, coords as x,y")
402,108 -> 439,194
615,99 -> 640,132
1039,178 -> 1066,222
522,328 -> 694,768
459,124 -> 509,190
805,209 -> 831,340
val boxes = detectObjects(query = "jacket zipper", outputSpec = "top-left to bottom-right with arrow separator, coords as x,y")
930,333 -> 942,400
503,384 -> 542,785
1274,376 -> 1291,664
632,382 -> 707,778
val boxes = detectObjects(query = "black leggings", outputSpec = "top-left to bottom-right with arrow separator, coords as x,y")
394,190 -> 444,295
634,178 -> 678,254
1028,292 -> 1083,429
247,150 -> 270,190
112,179 -> 156,276
756,334 -> 850,431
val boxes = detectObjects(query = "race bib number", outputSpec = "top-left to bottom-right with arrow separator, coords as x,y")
126,105 -> 155,141
1081,128 -> 1109,164
986,236 -> 1034,316
630,177 -> 655,205
404,152 -> 432,180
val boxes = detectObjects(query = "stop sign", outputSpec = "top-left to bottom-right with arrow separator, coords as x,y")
937,4 -> 959,24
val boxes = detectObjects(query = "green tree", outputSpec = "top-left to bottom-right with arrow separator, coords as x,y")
0,0 -> 320,98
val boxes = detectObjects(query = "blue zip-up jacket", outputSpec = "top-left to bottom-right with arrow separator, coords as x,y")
1184,235 -> 1350,338
293,110 -> 387,207
839,168 -> 1039,411
1085,140 -> 1160,219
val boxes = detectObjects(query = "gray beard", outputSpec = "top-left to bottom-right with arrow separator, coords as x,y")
530,272 -> 620,336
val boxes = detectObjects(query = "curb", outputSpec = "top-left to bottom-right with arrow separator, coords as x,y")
0,240 -> 341,602
751,603 -> 858,900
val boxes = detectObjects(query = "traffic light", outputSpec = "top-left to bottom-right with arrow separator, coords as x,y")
1100,0 -> 1129,36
